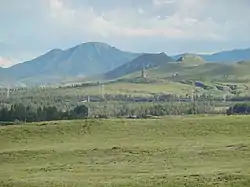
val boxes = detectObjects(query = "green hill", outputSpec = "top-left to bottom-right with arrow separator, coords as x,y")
120,58 -> 250,82
108,58 -> 250,96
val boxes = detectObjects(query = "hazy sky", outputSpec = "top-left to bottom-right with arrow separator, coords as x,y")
0,0 -> 250,67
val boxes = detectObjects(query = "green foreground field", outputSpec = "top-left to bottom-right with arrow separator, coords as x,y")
1,116 -> 250,187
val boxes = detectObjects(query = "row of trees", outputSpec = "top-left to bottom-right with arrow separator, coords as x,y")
86,100 -> 222,118
0,104 -> 88,123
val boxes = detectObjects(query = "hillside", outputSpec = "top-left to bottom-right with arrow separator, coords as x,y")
105,52 -> 173,79
109,57 -> 250,96
120,56 -> 250,82
177,54 -> 205,66
0,42 -> 140,85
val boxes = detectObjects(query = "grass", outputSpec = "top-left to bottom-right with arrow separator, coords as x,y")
104,82 -> 194,96
1,115 -> 250,186
3,81 -> 195,99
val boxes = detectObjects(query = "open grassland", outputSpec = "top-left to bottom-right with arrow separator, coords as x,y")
1,116 -> 250,186
3,81 -> 195,99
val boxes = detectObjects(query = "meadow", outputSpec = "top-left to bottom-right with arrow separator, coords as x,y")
1,115 -> 250,186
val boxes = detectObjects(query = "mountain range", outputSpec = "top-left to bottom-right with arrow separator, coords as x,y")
173,48 -> 250,63
0,42 -> 250,86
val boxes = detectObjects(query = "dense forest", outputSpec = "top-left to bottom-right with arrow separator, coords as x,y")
0,104 -> 88,123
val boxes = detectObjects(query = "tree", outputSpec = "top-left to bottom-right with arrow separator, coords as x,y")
71,105 -> 88,119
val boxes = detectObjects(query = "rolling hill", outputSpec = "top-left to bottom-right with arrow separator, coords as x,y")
114,54 -> 250,86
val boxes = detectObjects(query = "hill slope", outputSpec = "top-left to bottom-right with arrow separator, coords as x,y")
0,42 -> 140,85
117,57 -> 250,85
105,52 -> 173,79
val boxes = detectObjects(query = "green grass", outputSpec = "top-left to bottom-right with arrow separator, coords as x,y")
1,116 -> 250,186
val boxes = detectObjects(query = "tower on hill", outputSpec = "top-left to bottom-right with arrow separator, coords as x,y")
141,67 -> 146,78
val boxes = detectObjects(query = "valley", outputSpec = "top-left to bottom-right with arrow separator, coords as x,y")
2,1 -> 250,186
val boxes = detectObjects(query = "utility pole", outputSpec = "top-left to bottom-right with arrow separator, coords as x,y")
101,84 -> 105,99
192,80 -> 196,114
87,96 -> 91,118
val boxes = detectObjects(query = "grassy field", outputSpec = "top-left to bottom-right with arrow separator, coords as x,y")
2,81 -> 196,99
1,116 -> 250,186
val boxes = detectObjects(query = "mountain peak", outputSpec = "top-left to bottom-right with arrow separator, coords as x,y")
48,48 -> 63,53
73,42 -> 112,49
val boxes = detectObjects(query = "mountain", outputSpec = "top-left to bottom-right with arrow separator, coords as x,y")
173,48 -> 250,63
0,42 -> 140,85
105,52 -> 174,79
201,48 -> 250,62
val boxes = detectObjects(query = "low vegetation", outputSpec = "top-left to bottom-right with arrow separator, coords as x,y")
1,116 -> 250,186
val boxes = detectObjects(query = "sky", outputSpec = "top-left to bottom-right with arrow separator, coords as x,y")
0,0 -> 250,67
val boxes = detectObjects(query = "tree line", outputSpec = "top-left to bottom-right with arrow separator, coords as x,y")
227,103 -> 250,115
87,100 -> 221,118
0,104 -> 88,123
